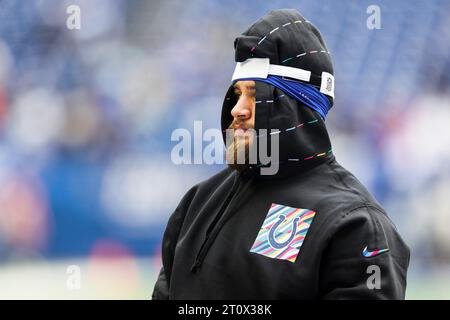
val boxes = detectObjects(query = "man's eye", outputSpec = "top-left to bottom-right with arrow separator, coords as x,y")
234,91 -> 241,97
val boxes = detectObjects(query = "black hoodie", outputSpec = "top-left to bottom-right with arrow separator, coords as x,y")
152,9 -> 410,300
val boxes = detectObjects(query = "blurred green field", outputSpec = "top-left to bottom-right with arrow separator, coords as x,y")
0,258 -> 448,299
0,258 -> 159,299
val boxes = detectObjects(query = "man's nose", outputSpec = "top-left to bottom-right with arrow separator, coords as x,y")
231,99 -> 251,119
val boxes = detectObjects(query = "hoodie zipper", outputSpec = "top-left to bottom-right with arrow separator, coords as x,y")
190,168 -> 255,273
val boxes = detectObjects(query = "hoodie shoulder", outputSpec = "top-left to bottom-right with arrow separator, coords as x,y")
196,167 -> 236,190
316,158 -> 388,216
170,167 -> 236,221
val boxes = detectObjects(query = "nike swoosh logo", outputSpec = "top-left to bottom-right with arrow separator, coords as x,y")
362,246 -> 389,258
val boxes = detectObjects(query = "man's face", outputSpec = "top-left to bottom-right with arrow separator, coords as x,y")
226,80 -> 256,170
230,80 -> 256,133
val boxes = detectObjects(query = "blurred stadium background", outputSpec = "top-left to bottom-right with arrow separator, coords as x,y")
0,0 -> 449,299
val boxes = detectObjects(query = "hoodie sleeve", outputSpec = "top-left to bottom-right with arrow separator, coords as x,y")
318,205 -> 410,300
152,186 -> 198,300
152,266 -> 169,299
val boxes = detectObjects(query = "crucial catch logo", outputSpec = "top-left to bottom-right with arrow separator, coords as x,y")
250,203 -> 316,263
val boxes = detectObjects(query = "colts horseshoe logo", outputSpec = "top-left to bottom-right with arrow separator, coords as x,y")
268,215 -> 300,249
250,203 -> 316,263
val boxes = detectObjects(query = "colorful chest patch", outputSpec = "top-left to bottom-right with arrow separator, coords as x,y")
250,203 -> 316,263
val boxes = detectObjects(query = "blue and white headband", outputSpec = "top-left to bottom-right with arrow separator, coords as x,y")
231,58 -> 334,119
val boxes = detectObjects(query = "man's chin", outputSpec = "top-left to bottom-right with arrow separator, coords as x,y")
227,162 -> 251,172
225,139 -> 253,172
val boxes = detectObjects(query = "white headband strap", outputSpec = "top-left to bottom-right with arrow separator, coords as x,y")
231,58 -> 334,98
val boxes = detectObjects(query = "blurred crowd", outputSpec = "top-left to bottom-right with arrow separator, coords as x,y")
0,0 -> 449,279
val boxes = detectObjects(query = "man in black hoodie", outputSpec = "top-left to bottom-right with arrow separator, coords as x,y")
153,9 -> 410,300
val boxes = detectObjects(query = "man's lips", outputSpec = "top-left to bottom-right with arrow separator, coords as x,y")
232,125 -> 253,138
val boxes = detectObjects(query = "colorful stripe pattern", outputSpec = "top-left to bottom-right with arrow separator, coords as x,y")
256,148 -> 332,168
250,203 -> 316,263
362,246 -> 389,258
